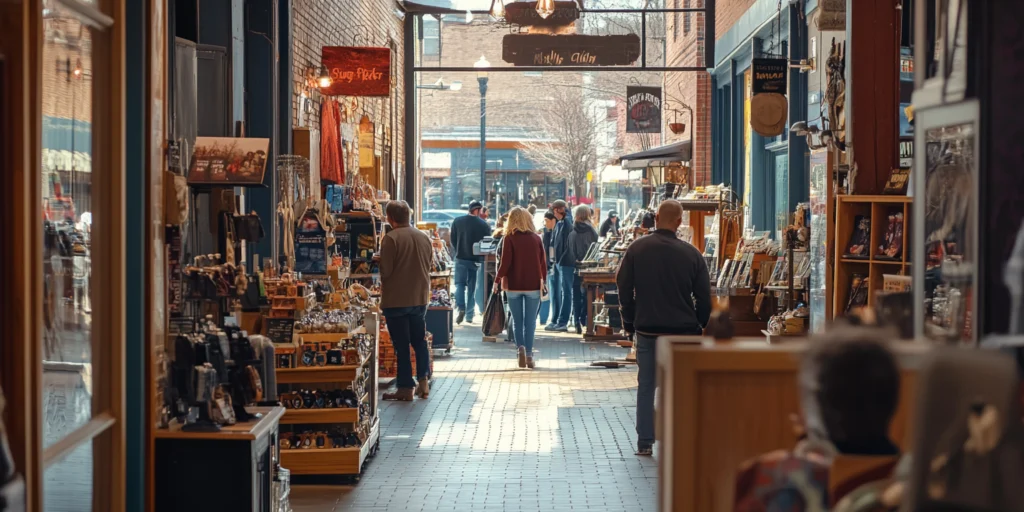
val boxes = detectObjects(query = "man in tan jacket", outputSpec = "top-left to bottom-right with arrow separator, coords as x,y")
379,200 -> 434,401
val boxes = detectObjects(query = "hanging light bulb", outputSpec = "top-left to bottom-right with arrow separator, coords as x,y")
317,67 -> 332,89
490,0 -> 504,18
73,58 -> 83,79
535,0 -> 555,19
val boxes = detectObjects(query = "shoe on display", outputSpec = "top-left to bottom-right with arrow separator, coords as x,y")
382,388 -> 414,401
415,378 -> 430,399
526,356 -> 535,369
517,346 -> 527,368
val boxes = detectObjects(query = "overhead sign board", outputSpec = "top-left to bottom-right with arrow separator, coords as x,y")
751,58 -> 788,94
626,86 -> 662,134
321,46 -> 391,97
501,34 -> 642,67
504,1 -> 580,27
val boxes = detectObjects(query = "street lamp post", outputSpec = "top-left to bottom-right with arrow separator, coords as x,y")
475,56 -> 490,205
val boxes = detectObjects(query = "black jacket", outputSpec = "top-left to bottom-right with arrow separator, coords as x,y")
449,214 -> 491,262
567,222 -> 598,265
615,229 -> 711,335
552,216 -> 574,267
599,218 -> 619,238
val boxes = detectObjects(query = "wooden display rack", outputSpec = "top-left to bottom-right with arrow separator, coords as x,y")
275,313 -> 380,477
833,195 -> 912,317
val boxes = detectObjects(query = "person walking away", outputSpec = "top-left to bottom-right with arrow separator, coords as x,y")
616,199 -> 711,454
379,201 -> 435,401
538,211 -> 558,325
545,200 -> 574,332
493,207 -> 547,368
449,200 -> 491,324
599,210 -> 620,238
567,205 -> 598,334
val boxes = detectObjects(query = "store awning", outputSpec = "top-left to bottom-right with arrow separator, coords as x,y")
617,140 -> 691,169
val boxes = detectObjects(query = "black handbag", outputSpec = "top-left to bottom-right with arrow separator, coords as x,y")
482,291 -> 507,337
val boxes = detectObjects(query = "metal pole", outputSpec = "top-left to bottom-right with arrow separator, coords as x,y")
479,76 -> 489,205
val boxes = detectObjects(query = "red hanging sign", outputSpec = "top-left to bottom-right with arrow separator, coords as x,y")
321,47 -> 391,97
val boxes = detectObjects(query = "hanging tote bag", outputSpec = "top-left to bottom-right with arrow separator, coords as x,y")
482,290 -> 507,337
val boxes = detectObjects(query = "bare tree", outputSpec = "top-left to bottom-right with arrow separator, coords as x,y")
520,87 -> 598,200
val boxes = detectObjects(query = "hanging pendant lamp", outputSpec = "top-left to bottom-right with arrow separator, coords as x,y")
536,0 -> 555,19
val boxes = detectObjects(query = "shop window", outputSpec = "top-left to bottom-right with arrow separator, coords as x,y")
684,0 -> 692,35
423,16 -> 440,57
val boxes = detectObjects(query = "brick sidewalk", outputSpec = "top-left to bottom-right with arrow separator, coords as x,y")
291,322 -> 656,512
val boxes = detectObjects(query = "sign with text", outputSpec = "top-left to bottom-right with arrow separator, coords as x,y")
321,46 -> 391,97
752,58 -> 788,94
187,137 -> 269,186
626,86 -> 662,134
502,34 -> 641,67
504,1 -> 580,27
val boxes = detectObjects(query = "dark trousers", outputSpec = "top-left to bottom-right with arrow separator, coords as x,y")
572,272 -> 586,328
382,305 -> 429,389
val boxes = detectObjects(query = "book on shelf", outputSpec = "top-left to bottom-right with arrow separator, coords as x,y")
844,215 -> 871,259
844,273 -> 869,313
876,212 -> 904,260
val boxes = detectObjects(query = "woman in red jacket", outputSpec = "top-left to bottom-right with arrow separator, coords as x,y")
493,207 -> 548,368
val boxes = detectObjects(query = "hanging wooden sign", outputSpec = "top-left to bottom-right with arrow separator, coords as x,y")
321,46 -> 391,97
626,86 -> 662,134
501,34 -> 641,67
504,1 -> 580,27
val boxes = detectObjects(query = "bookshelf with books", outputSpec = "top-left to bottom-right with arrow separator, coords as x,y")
833,195 -> 912,318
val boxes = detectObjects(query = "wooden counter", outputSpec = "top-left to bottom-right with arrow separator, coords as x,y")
155,406 -> 284,512
656,338 -> 928,512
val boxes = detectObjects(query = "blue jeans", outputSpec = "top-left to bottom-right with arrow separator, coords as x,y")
506,290 -> 541,354
542,267 -> 560,326
555,265 -> 575,326
454,259 -> 480,320
382,305 -> 429,389
635,334 -> 658,449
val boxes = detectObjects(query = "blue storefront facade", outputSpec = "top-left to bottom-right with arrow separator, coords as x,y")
710,0 -> 814,238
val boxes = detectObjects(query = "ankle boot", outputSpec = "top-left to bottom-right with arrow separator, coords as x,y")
526,356 -> 535,369
383,388 -> 414,401
415,378 -> 430,399
517,346 -> 527,368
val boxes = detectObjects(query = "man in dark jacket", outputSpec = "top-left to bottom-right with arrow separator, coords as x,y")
599,210 -> 620,238
539,211 -> 558,325
567,205 -> 599,334
450,200 -> 491,324
616,199 -> 711,455
545,200 -> 574,331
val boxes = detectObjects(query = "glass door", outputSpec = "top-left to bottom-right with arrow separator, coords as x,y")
38,0 -> 124,509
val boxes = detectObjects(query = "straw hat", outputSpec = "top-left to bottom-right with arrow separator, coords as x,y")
750,93 -> 789,137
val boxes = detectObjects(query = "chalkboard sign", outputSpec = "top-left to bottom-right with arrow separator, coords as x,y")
266,318 -> 295,344
295,212 -> 328,274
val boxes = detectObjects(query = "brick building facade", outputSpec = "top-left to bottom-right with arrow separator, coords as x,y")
291,0 -> 406,189
663,0 -> 755,186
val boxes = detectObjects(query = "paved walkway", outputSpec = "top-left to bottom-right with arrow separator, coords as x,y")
291,321 -> 656,512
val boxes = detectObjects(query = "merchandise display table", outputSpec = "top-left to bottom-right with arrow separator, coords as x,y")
580,271 -> 626,342
155,406 -> 285,512
655,338 -> 928,512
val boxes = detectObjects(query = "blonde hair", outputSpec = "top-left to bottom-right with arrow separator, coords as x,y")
504,207 -> 535,235
573,204 -> 592,223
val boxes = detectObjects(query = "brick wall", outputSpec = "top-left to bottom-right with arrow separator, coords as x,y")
664,0 -> 755,186
291,0 -> 405,185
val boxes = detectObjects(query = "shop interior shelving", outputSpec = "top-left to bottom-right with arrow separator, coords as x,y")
833,195 -> 912,318
275,312 -> 380,478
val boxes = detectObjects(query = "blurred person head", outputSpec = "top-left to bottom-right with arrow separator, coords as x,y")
573,204 -> 592,224
551,200 -> 568,220
543,211 -> 556,230
481,207 -> 490,220
468,200 -> 484,216
505,207 -> 536,235
655,200 -> 684,232
385,200 -> 412,228
799,328 -> 901,452
608,210 -> 618,224
527,204 -> 537,215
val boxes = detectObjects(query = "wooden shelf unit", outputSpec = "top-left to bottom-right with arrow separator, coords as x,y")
833,195 -> 912,318
275,312 -> 380,477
